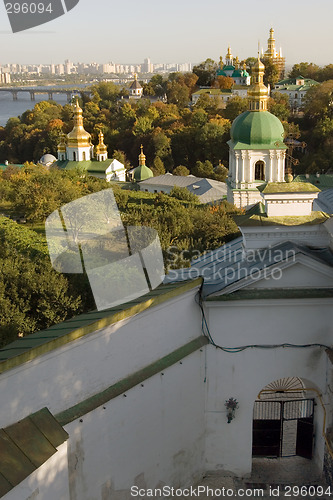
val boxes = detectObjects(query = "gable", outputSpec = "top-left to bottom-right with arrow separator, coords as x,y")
247,260 -> 333,289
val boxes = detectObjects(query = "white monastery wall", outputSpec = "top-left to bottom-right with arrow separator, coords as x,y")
3,442 -> 69,500
64,350 -> 206,500
204,298 -> 333,475
0,289 -> 201,428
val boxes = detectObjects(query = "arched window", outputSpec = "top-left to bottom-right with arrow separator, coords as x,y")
73,151 -> 76,161
82,152 -> 86,161
255,160 -> 265,181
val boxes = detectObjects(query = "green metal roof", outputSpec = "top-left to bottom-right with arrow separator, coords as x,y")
262,182 -> 320,193
0,279 -> 202,374
234,210 -> 328,227
294,174 -> 333,189
193,88 -> 232,96
230,111 -> 287,150
0,408 -> 68,497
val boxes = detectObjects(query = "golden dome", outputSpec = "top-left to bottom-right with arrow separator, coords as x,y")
138,144 -> 146,166
96,130 -> 108,155
248,56 -> 269,111
67,98 -> 91,147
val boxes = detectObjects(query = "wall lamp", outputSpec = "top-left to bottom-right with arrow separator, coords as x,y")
225,397 -> 239,423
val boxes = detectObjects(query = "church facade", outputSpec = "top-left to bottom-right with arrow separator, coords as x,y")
227,57 -> 287,208
56,99 -> 127,182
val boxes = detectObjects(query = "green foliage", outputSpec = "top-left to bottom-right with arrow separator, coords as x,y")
169,186 -> 199,203
0,218 -> 82,346
172,165 -> 190,176
261,57 -> 279,88
288,62 -> 320,81
193,59 -> 218,87
268,92 -> 290,121
7,165 -> 108,222
151,156 -> 165,176
223,96 -> 248,121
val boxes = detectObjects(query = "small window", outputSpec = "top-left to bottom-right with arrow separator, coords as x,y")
255,160 -> 265,181
82,152 -> 86,161
73,151 -> 76,161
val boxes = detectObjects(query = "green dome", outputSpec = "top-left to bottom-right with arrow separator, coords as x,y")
133,164 -> 153,181
230,111 -> 286,150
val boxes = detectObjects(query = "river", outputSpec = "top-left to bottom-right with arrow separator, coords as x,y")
0,85 -> 91,126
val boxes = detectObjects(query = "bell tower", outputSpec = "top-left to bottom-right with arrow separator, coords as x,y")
227,57 -> 287,209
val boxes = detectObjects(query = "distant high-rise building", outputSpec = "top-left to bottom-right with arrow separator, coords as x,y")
142,57 -> 154,73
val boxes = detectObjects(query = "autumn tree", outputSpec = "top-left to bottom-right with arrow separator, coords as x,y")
193,59 -> 218,86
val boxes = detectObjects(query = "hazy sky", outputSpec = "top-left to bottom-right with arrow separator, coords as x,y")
0,0 -> 331,66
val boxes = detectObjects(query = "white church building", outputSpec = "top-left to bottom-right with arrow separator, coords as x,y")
56,98 -> 127,182
0,61 -> 332,500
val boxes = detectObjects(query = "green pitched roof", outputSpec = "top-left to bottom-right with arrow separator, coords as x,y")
230,111 -> 287,150
294,174 -> 333,189
56,159 -> 114,173
234,210 -> 328,227
0,279 -> 202,374
261,181 -> 320,193
0,408 -> 68,496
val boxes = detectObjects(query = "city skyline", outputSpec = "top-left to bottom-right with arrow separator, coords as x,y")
0,0 -> 331,67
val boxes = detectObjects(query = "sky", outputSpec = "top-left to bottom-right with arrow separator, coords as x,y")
0,0 -> 332,67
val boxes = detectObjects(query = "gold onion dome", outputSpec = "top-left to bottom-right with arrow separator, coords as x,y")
138,144 -> 146,165
230,54 -> 285,148
67,98 -> 91,147
57,134 -> 67,153
247,55 -> 268,111
96,130 -> 107,155
134,145 -> 153,181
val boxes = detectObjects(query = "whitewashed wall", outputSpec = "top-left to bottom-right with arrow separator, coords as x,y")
64,350 -> 206,500
204,298 -> 333,476
0,288 -> 202,428
3,442 -> 69,500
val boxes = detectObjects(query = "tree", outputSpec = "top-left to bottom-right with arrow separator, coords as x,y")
166,80 -> 190,108
193,160 -> 215,178
169,186 -> 199,203
288,62 -> 320,81
303,80 -> 333,124
0,218 -> 82,346
223,96 -> 248,121
268,92 -> 291,121
261,57 -> 279,88
151,156 -> 165,176
90,81 -> 122,108
212,75 -> 234,89
193,59 -> 218,87
173,165 -> 190,176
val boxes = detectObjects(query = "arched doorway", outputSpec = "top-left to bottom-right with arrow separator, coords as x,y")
252,377 -> 314,459
255,160 -> 265,181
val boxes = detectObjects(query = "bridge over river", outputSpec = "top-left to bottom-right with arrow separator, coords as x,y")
0,86 -> 93,101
